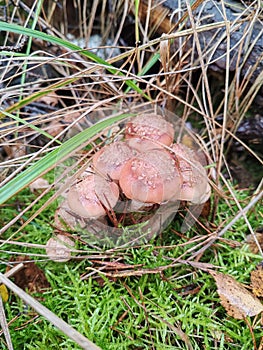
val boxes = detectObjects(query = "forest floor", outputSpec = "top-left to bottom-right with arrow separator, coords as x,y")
0,1 -> 262,349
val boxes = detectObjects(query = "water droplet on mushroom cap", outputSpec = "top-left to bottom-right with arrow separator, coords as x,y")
126,138 -> 164,152
119,149 -> 181,203
171,143 -> 211,204
92,141 -> 136,181
125,113 -> 174,146
67,173 -> 119,218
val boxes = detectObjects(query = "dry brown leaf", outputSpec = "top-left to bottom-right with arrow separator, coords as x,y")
3,143 -> 26,160
246,230 -> 263,254
46,112 -> 81,138
209,270 -> 263,319
251,263 -> 263,297
37,91 -> 59,106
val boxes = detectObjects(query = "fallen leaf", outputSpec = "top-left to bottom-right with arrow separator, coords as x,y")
179,284 -> 201,296
200,198 -> 211,219
246,230 -> 263,254
37,91 -> 59,106
209,270 -> 263,319
3,143 -> 26,160
46,112 -> 81,138
0,284 -> 9,302
251,263 -> 263,297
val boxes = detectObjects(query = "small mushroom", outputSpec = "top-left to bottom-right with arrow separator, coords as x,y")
92,141 -> 136,181
119,149 -> 181,203
46,234 -> 75,262
171,143 -> 211,204
125,113 -> 174,146
67,173 -> 119,218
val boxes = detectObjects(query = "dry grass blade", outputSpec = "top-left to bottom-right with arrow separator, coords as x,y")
0,295 -> 13,350
85,259 -> 217,279
190,185 -> 263,259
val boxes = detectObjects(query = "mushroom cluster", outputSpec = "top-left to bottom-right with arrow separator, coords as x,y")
66,113 -> 211,222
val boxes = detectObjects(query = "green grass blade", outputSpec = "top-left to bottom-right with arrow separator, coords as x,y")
19,0 -> 44,97
0,113 -> 134,204
124,52 -> 160,94
0,21 -> 150,99
0,77 -> 78,120
2,110 -> 62,145
0,76 -> 79,120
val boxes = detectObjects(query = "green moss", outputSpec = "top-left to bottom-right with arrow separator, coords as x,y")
1,184 -> 262,349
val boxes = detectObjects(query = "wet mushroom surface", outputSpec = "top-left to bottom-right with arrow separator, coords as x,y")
171,143 -> 211,204
119,148 -> 181,203
92,141 -> 137,181
125,113 -> 175,146
67,173 -> 119,219
63,113 -> 211,229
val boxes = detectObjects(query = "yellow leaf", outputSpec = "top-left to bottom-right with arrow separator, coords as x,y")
0,284 -> 9,302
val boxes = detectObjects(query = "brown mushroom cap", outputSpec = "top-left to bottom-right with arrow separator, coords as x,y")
126,138 -> 164,153
171,143 -> 211,204
125,113 -> 174,146
92,141 -> 136,181
67,173 -> 119,218
119,149 -> 181,203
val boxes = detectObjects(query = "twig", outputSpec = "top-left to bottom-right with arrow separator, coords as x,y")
0,296 -> 14,350
190,189 -> 263,259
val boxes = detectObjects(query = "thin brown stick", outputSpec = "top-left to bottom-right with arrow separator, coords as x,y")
190,188 -> 263,259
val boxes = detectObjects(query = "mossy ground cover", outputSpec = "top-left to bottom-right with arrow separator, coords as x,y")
0,185 -> 262,350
